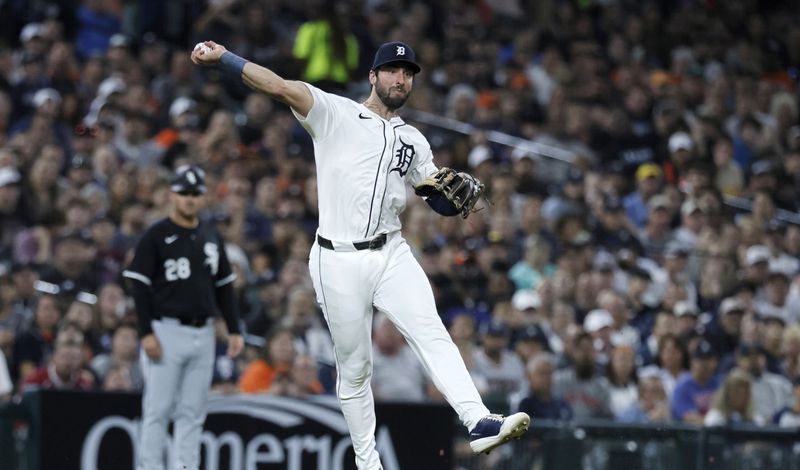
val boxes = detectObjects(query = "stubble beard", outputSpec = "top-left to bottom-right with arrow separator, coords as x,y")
376,81 -> 409,111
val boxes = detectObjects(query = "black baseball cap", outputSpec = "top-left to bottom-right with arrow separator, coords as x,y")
372,41 -> 421,74
170,165 -> 207,194
692,339 -> 718,359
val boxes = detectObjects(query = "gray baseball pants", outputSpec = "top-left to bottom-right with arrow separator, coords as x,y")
137,318 -> 215,470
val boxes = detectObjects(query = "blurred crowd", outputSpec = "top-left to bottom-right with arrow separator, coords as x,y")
1,0 -> 800,438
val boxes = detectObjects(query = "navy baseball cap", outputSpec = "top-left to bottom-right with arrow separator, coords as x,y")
170,165 -> 207,194
482,320 -> 510,337
692,339 -> 718,359
518,324 -> 549,346
372,41 -> 421,74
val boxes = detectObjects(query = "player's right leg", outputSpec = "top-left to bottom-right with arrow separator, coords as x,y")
308,243 -> 383,470
137,321 -> 184,470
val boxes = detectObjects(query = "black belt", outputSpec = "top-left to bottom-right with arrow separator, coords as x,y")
317,233 -> 387,251
163,316 -> 209,327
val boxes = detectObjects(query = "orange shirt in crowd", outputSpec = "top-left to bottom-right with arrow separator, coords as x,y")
238,359 -> 325,395
238,359 -> 288,393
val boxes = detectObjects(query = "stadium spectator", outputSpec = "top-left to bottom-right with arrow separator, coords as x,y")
238,326 -> 295,394
780,325 -> 800,382
90,323 -> 142,391
756,270 -> 792,323
592,195 -> 643,256
709,297 -> 747,370
507,235 -> 555,292
447,312 -> 489,396
618,367 -> 671,424
624,163 -> 664,229
472,321 -> 526,406
639,310 -> 675,366
638,194 -> 675,260
101,363 -> 136,392
291,1 -> 359,93
607,344 -> 639,419
672,199 -> 706,250
598,288 -> 641,350
654,333 -> 690,401
212,318 -> 243,395
734,342 -> 792,423
21,338 -> 95,392
554,330 -> 612,419
773,379 -> 800,427
517,353 -> 571,421
371,313 -> 426,403
38,231 -> 99,296
285,353 -> 324,398
0,261 -> 39,334
583,308 -> 614,365
12,292 -> 60,382
513,324 -> 551,367
704,369 -> 762,427
671,339 -> 722,424
761,312 -> 788,374
279,286 -> 334,377
673,300 -> 701,340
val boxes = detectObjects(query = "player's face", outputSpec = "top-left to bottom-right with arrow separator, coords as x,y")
372,65 -> 414,110
171,191 -> 204,220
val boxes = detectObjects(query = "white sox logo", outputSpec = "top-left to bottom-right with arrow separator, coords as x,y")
204,242 -> 219,275
396,46 -> 405,56
391,138 -> 414,177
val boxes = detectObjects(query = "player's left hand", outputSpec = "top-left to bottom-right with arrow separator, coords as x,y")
414,167 -> 486,219
226,334 -> 244,357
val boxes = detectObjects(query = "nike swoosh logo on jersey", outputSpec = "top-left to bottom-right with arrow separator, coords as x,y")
358,113 -> 371,119
164,235 -> 178,244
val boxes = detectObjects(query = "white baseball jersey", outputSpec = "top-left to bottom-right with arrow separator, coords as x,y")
292,83 -> 438,241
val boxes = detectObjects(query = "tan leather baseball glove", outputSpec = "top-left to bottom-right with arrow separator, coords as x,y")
414,167 -> 485,219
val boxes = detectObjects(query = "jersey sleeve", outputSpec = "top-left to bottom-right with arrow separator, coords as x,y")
123,230 -> 157,287
214,236 -> 236,288
123,229 -> 158,337
214,235 -> 241,334
290,83 -> 342,141
406,144 -> 438,187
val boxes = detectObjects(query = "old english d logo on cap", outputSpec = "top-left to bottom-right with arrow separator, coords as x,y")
372,41 -> 421,74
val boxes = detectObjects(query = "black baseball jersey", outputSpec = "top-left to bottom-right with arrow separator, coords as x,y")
123,217 -> 236,330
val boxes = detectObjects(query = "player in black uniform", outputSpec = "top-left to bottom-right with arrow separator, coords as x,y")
123,165 -> 243,470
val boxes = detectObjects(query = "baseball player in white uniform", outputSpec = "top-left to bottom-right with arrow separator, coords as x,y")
191,40 -> 529,469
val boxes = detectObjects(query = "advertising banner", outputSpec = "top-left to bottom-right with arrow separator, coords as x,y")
34,390 -> 454,470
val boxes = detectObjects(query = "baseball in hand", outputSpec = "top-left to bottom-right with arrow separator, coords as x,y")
194,42 -> 212,54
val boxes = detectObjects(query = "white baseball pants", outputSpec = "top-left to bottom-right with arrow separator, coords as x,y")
138,319 -> 215,470
309,233 -> 490,470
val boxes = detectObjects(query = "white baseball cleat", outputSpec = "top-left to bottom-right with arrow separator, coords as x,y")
469,412 -> 531,454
